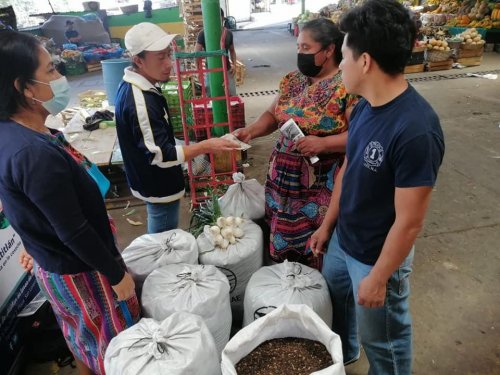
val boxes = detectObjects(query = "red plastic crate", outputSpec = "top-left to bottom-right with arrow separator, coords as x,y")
192,97 -> 245,141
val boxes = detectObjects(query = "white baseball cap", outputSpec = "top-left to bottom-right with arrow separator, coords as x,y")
125,22 -> 177,56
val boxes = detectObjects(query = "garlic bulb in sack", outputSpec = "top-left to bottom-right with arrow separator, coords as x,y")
198,220 -> 263,322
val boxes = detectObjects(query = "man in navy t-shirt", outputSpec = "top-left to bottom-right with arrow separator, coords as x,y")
310,1 -> 444,374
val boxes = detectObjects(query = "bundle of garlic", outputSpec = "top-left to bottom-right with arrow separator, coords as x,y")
209,216 -> 245,250
197,219 -> 264,321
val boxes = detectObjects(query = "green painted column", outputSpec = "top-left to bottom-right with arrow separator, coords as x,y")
201,0 -> 228,136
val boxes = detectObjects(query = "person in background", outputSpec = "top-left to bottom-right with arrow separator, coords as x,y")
115,23 -> 238,234
65,20 -> 81,44
0,30 -> 139,375
310,0 -> 445,372
234,19 -> 357,270
195,8 -> 238,96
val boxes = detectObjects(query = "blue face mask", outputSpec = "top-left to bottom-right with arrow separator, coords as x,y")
32,76 -> 71,115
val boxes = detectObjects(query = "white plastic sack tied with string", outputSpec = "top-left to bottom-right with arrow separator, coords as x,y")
243,260 -> 332,327
218,172 -> 265,220
141,263 -> 231,355
121,229 -> 198,293
104,313 -> 220,375
222,304 -> 345,375
197,219 -> 263,321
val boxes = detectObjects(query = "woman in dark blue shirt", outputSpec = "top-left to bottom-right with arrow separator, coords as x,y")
0,31 -> 139,375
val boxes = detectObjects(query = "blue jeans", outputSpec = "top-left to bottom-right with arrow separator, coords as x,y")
322,230 -> 414,375
146,200 -> 180,234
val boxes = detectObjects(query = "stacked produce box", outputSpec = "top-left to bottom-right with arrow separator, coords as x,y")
456,28 -> 487,65
180,0 -> 203,51
161,80 -> 194,139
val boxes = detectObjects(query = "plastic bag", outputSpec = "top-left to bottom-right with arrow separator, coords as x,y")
141,263 -> 231,355
221,304 -> 345,375
198,219 -> 263,321
218,173 -> 265,220
243,260 -> 332,327
122,229 -> 198,293
104,313 -> 220,375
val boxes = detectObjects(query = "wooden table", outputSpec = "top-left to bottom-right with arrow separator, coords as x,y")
68,126 -> 118,166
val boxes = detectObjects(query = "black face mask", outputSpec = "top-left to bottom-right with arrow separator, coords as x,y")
297,49 -> 326,77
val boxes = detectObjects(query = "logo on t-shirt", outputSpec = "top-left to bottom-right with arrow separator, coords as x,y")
363,141 -> 384,172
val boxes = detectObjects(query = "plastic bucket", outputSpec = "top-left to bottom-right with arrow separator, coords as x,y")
101,58 -> 130,106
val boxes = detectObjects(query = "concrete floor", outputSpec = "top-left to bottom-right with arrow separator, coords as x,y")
24,26 -> 500,375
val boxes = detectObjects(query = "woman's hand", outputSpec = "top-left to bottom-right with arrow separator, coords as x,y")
19,249 -> 34,274
295,136 -> 326,156
233,128 -> 252,144
112,272 -> 135,301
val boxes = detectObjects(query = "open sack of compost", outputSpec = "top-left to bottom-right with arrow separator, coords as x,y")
197,217 -> 263,321
218,172 -> 265,220
221,304 -> 345,375
243,260 -> 332,327
141,263 -> 231,354
121,229 -> 198,293
104,313 -> 220,375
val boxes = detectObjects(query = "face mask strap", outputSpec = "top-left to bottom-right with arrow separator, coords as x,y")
30,79 -> 50,86
29,80 -> 51,104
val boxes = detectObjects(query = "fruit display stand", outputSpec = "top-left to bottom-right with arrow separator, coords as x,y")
423,38 -> 454,71
454,28 -> 486,66
405,45 -> 426,74
427,59 -> 454,71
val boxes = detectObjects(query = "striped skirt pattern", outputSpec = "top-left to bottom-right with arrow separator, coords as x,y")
265,148 -> 342,271
34,264 -> 141,374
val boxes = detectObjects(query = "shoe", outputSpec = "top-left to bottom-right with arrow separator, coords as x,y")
344,351 -> 361,366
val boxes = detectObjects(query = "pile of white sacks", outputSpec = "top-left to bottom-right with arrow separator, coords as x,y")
105,174 -> 343,374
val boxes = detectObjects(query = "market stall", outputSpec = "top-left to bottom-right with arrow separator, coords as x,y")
418,0 -> 500,67
291,0 -> 500,72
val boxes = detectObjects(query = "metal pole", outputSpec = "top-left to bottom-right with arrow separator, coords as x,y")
301,0 -> 305,14
201,0 -> 227,136
48,0 -> 55,13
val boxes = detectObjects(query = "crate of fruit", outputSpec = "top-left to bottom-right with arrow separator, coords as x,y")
65,61 -> 87,76
424,38 -> 452,62
61,49 -> 84,63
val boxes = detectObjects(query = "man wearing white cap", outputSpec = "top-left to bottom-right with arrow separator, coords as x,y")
115,22 -> 238,234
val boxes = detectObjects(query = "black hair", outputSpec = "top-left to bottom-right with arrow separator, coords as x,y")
0,31 -> 41,120
302,18 -> 344,66
66,20 -> 74,26
131,50 -> 147,69
339,0 -> 417,75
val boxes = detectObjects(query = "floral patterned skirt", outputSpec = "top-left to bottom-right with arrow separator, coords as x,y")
265,148 -> 343,271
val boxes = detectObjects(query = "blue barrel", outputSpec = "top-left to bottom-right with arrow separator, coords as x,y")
101,58 -> 131,106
